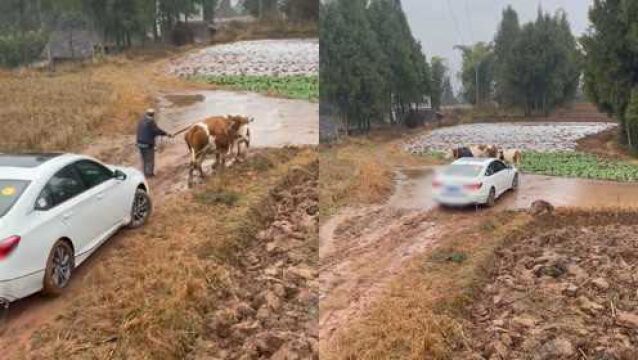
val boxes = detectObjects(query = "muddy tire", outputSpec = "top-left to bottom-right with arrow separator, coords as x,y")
486,187 -> 496,207
43,240 -> 74,297
127,188 -> 152,229
512,174 -> 519,191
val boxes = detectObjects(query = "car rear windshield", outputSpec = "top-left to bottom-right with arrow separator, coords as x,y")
0,180 -> 29,218
443,164 -> 484,177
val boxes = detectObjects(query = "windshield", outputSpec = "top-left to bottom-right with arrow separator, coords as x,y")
0,180 -> 30,218
443,164 -> 484,178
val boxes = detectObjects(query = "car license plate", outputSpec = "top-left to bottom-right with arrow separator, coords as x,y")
444,186 -> 460,196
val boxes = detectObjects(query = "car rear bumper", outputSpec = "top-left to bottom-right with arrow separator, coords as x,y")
0,270 -> 44,302
433,190 -> 487,206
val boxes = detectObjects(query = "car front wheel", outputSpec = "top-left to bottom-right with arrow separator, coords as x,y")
127,188 -> 152,229
43,240 -> 74,296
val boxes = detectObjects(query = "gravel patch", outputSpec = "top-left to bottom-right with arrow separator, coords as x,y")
168,38 -> 319,77
404,122 -> 617,154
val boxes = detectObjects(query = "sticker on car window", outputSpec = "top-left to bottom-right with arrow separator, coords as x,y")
1,187 -> 16,196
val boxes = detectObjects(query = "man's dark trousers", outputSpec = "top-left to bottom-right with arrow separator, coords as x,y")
138,144 -> 155,177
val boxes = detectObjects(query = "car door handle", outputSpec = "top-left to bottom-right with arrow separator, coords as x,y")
62,212 -> 73,220
96,193 -> 105,200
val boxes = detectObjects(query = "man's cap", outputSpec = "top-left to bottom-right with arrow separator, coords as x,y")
146,108 -> 156,116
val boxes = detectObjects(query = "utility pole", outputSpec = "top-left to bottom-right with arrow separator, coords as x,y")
259,0 -> 263,19
475,61 -> 480,107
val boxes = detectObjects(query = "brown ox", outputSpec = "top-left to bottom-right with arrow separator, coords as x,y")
184,115 -> 252,187
498,148 -> 522,166
469,144 -> 499,158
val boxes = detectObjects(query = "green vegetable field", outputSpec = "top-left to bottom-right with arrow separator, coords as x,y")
193,75 -> 318,101
520,151 -> 638,182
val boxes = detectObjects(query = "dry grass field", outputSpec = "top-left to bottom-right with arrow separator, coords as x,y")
19,148 -> 316,359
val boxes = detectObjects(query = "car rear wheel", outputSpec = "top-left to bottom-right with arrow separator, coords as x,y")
43,240 -> 74,296
486,187 -> 496,207
512,174 -> 519,191
127,188 -> 152,229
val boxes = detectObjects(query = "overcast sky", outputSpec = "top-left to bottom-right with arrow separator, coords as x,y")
401,0 -> 593,91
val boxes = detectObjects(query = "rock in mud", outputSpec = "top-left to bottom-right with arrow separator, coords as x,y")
190,161 -> 318,359
538,337 -> 575,359
285,265 -> 317,282
453,218 -> 638,358
254,332 -> 285,356
529,200 -> 554,217
264,291 -> 282,311
511,315 -> 539,329
616,312 -> 638,329
578,296 -> 605,315
591,277 -> 610,291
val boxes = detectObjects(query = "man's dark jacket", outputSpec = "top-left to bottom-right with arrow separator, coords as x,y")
136,116 -> 167,146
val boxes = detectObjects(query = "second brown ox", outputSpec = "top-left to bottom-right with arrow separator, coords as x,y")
184,115 -> 252,187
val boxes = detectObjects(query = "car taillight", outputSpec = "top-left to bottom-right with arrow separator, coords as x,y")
432,179 -> 442,188
464,183 -> 483,191
0,236 -> 20,260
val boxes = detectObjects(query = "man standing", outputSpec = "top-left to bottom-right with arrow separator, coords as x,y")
136,108 -> 172,177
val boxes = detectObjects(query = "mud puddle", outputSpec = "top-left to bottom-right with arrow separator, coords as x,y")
388,167 -> 638,210
157,89 -> 318,147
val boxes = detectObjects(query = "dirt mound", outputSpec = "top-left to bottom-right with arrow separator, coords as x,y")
192,161 -> 318,359
457,211 -> 638,360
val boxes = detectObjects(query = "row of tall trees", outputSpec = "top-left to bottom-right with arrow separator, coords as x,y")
0,0 -> 318,67
320,0 -> 437,133
582,0 -> 638,150
459,7 -> 581,116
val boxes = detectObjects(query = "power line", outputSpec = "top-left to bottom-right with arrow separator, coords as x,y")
446,0 -> 465,46
464,0 -> 474,43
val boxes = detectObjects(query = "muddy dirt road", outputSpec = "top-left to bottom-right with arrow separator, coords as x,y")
389,167 -> 638,210
158,90 -> 318,147
320,167 -> 638,346
1,91 -> 318,355
319,206 -> 484,344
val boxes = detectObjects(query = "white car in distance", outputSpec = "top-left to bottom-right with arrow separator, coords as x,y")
432,158 -> 519,207
0,153 -> 151,305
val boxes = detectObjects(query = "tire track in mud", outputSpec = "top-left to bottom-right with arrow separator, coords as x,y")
319,205 -> 481,344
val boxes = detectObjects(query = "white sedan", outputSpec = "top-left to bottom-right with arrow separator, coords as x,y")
432,158 -> 519,207
0,153 -> 151,304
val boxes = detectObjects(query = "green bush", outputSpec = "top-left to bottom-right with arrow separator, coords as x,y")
520,151 -> 638,181
0,31 -> 48,68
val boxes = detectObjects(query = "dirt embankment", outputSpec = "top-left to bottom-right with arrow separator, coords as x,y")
457,211 -> 638,360
192,160 -> 319,359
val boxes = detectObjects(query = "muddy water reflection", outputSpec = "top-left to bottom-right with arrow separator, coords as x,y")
388,167 -> 638,210
157,90 -> 318,147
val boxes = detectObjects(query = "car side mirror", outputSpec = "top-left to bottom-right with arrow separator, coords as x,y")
113,169 -> 127,181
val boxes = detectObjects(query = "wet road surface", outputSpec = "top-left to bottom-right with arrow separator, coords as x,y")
157,90 -> 318,147
388,167 -> 638,210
